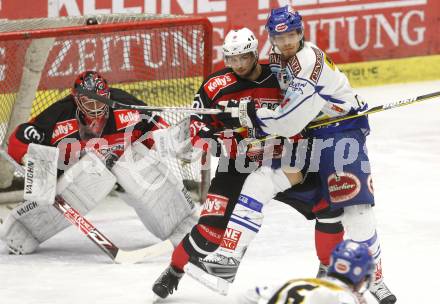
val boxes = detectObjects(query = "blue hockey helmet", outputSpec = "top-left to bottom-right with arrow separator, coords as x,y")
328,240 -> 374,286
265,5 -> 303,36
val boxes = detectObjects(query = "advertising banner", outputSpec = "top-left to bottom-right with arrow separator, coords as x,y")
0,0 -> 439,85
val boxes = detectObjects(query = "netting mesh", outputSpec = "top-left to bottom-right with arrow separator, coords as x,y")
0,13 -> 211,197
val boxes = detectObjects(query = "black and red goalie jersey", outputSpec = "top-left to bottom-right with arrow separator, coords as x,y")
8,88 -> 168,167
190,64 -> 282,159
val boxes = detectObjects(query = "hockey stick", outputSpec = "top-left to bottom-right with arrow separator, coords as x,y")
307,90 -> 440,129
76,88 -> 222,115
0,148 -> 173,264
234,90 -> 440,145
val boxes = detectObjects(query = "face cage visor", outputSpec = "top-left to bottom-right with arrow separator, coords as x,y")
74,94 -> 109,119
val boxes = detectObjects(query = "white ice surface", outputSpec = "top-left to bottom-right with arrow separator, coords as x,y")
1,80 -> 439,304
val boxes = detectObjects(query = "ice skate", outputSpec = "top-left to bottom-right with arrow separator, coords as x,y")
369,280 -> 397,304
152,265 -> 184,299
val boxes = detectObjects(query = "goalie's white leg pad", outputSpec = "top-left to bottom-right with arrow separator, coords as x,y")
0,205 -> 40,254
57,152 -> 117,211
23,143 -> 59,205
0,153 -> 116,254
168,210 -> 199,247
113,143 -> 195,240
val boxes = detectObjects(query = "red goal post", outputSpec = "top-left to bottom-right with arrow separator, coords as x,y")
0,13 -> 212,203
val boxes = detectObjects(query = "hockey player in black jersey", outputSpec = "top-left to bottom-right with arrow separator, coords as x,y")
152,28 -> 344,299
1,71 -> 196,256
152,27 -> 282,299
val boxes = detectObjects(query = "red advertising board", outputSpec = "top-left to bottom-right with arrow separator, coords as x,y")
0,0 -> 439,68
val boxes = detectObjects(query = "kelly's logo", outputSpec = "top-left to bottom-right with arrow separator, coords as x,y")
204,73 -> 237,99
200,194 -> 229,217
51,119 -> 78,144
114,109 -> 141,130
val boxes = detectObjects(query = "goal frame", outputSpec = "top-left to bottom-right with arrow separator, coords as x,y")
0,14 -> 213,203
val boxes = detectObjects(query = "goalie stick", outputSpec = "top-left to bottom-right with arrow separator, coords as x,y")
0,148 -> 173,264
76,87 -> 222,115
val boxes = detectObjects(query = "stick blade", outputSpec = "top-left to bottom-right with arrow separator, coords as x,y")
114,239 -> 174,264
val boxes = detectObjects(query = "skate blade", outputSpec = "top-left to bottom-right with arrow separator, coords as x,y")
184,262 -> 230,296
151,292 -> 168,303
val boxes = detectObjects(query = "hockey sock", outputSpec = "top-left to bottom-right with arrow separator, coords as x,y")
171,224 -> 225,271
357,230 -> 382,282
226,194 -> 264,258
315,221 -> 344,265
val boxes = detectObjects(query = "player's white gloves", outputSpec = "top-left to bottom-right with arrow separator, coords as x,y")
151,123 -> 193,160
217,99 -> 266,138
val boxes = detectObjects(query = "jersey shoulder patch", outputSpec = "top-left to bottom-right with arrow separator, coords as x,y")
113,109 -> 142,130
324,53 -> 336,71
203,72 -> 237,100
296,45 -> 324,84
51,119 -> 79,144
286,55 -> 302,77
310,47 -> 324,84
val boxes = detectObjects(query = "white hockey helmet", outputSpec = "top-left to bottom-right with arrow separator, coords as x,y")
222,27 -> 259,58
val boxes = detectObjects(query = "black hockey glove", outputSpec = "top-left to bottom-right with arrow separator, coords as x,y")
217,99 -> 258,129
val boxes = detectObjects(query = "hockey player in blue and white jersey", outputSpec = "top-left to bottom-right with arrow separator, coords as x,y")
218,5 -> 396,304
243,240 -> 374,304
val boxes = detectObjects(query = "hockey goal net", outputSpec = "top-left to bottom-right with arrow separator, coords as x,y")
0,13 -> 212,203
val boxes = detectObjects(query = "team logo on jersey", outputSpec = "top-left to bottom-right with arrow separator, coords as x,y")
289,81 -> 307,95
275,23 -> 288,32
51,119 -> 78,144
200,194 -> 229,217
327,172 -> 361,203
23,125 -> 45,143
220,228 -> 242,251
114,109 -> 141,130
204,73 -> 237,99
